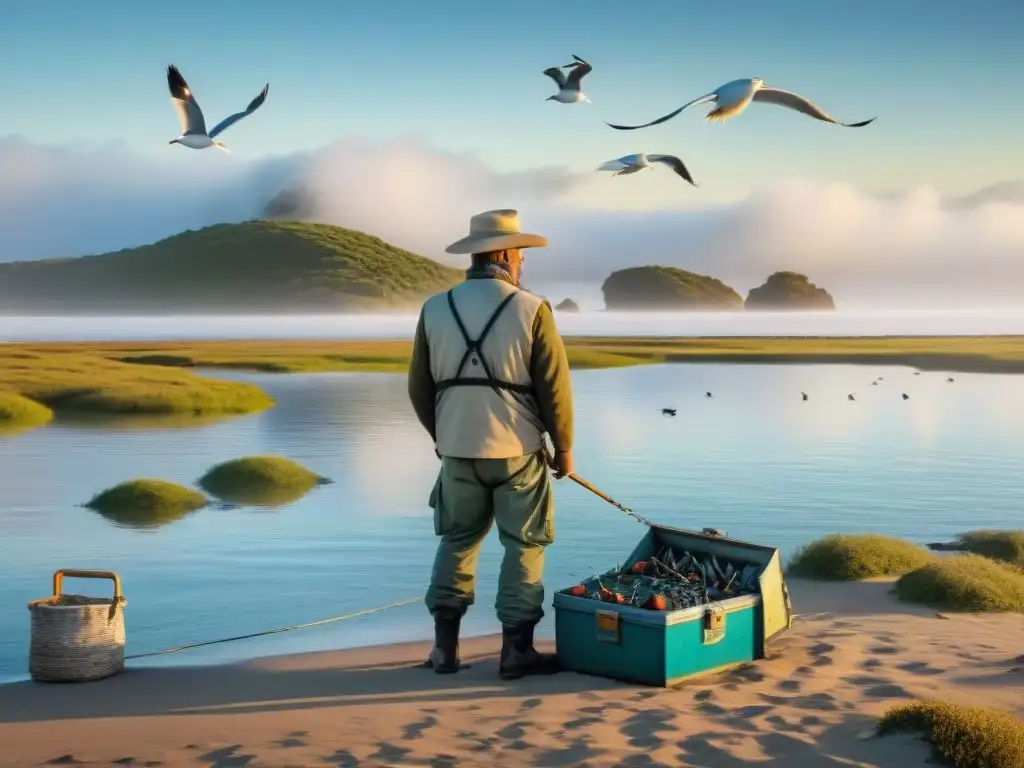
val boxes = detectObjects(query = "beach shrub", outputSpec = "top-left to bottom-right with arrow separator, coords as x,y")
951,530 -> 1024,569
0,391 -> 54,433
894,554 -> 1024,613
198,455 -> 330,507
84,479 -> 209,529
877,700 -> 1024,768
787,534 -> 935,580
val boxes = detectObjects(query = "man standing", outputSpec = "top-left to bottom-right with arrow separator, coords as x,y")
407,209 -> 575,680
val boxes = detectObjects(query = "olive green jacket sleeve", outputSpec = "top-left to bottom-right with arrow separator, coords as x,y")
407,308 -> 437,442
530,300 -> 574,453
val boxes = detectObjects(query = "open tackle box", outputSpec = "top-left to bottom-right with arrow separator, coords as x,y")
552,524 -> 793,687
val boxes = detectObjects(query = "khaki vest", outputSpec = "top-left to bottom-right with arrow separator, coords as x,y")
422,278 -> 547,459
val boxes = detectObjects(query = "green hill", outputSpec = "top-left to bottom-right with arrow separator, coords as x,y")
601,266 -> 743,311
0,220 -> 463,313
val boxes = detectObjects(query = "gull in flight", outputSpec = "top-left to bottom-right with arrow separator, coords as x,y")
543,55 -> 593,103
606,77 -> 875,131
596,153 -> 698,186
167,64 -> 269,152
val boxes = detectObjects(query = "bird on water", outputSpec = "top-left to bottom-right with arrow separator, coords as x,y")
166,64 -> 269,151
596,153 -> 698,186
605,77 -> 875,131
543,55 -> 593,103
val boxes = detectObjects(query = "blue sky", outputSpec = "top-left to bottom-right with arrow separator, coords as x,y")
1,0 -> 1023,209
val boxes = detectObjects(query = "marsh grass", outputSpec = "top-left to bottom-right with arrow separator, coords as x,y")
198,455 -> 330,508
4,336 -> 1024,421
894,554 -> 1024,613
0,348 -> 274,418
12,335 -> 1024,376
877,700 -> 1024,768
787,534 -> 935,580
84,479 -> 209,529
0,391 -> 54,434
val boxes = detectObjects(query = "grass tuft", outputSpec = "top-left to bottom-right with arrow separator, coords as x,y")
877,700 -> 1024,768
0,391 -> 54,434
787,534 -> 935,580
84,479 -> 209,529
894,554 -> 1024,613
198,455 -> 330,507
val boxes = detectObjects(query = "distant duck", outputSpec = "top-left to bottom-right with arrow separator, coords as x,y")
902,393 -> 910,400
705,392 -> 713,399
871,381 -> 878,386
801,392 -> 808,401
662,408 -> 677,416
543,54 -> 593,104
848,394 -> 856,401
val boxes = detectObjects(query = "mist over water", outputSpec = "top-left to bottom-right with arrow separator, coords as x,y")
4,308 -> 1024,342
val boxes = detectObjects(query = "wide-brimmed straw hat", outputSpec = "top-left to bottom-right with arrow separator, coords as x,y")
444,209 -> 549,255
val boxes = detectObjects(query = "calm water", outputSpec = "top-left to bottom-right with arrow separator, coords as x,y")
5,308 -> 1024,342
1,363 -> 1022,683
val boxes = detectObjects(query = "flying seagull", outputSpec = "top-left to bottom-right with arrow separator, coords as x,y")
662,408 -> 677,416
848,394 -> 856,401
801,392 -> 809,401
543,54 -> 593,103
606,77 -> 875,131
596,153 -> 698,186
166,64 -> 269,151
902,393 -> 910,400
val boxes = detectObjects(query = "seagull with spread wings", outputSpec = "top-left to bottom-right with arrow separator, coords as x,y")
606,77 -> 875,131
543,54 -> 593,103
166,64 -> 269,152
596,153 -> 698,186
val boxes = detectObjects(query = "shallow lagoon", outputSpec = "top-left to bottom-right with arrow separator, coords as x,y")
1,361 -> 1022,683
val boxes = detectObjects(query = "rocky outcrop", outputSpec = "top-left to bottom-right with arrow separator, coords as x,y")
745,272 -> 836,311
554,298 -> 580,312
601,266 -> 743,311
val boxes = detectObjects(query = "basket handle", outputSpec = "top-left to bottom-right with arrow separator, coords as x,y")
52,569 -> 122,600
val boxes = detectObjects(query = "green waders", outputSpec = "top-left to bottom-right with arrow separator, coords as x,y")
423,288 -> 560,679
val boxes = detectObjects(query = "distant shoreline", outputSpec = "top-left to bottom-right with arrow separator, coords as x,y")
9,336 -> 1024,375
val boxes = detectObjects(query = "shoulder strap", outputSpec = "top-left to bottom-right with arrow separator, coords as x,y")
437,288 -> 534,396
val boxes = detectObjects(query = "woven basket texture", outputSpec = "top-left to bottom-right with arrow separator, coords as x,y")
29,593 -> 127,682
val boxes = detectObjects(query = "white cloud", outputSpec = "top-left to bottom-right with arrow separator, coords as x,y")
2,133 -> 1024,308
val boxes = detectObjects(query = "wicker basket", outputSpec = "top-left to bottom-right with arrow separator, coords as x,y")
27,569 -> 127,683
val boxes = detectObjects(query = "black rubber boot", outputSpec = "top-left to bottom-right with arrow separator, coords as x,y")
425,607 -> 462,674
498,621 -> 560,681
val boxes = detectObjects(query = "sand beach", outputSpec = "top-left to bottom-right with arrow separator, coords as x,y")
0,579 -> 1021,767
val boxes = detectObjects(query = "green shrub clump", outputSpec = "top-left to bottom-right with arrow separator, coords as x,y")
877,700 -> 1024,768
894,554 -> 1024,613
787,534 -> 935,580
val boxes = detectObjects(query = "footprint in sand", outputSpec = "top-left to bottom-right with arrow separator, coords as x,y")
619,709 -> 678,749
898,661 -> 945,676
869,645 -> 901,655
402,714 -> 439,740
321,750 -> 358,768
776,679 -> 802,692
519,697 -> 543,711
497,722 -> 531,741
